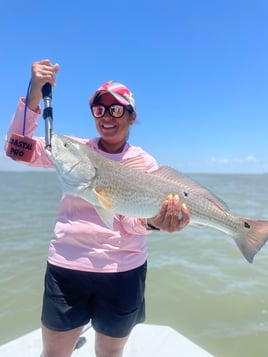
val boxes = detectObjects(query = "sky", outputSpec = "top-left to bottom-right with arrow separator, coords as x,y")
0,0 -> 267,173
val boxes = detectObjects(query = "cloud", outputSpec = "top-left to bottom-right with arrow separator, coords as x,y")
209,155 -> 257,166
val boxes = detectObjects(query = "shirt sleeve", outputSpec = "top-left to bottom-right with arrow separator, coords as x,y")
5,98 -> 54,168
6,98 -> 40,139
119,216 -> 150,235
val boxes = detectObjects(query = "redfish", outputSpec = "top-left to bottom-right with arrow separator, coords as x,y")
46,134 -> 268,263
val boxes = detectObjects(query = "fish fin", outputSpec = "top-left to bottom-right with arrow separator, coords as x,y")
94,207 -> 115,230
120,156 -> 147,171
233,217 -> 268,263
93,188 -> 114,209
92,188 -> 116,229
151,166 -> 229,212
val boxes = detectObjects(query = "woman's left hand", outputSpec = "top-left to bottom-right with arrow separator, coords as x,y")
147,194 -> 190,232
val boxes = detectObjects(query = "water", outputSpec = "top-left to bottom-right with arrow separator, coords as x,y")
1,172 -> 268,356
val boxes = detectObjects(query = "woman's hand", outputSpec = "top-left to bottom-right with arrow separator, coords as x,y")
147,194 -> 190,232
27,59 -> 59,111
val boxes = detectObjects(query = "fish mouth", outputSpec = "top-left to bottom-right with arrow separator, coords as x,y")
66,161 -> 81,175
55,161 -> 81,183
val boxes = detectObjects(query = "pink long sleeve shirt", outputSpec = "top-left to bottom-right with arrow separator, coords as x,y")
5,99 -> 158,273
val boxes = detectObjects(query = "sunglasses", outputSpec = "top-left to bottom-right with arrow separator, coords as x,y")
91,104 -> 132,119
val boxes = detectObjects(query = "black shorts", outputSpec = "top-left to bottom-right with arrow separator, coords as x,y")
41,262 -> 147,338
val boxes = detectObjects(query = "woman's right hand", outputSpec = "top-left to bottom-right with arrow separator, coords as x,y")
27,59 -> 59,111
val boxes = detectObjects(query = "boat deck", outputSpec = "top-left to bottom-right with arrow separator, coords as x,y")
0,323 -> 214,356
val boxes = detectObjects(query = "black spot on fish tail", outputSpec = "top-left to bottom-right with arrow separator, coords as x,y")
183,192 -> 188,197
244,221 -> 251,229
234,218 -> 268,263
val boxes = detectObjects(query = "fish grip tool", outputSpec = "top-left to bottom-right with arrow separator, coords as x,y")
42,83 -> 53,148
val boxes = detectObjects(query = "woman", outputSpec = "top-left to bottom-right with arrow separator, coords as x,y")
6,59 -> 190,357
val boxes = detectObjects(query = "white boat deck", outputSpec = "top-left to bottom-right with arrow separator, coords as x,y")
0,323 -> 214,357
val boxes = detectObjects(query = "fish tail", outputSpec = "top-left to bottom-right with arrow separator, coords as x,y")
234,217 -> 268,263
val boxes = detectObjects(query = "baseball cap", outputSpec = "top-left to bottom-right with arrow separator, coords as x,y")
89,80 -> 136,111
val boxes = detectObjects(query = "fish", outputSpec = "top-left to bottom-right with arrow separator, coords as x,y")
46,133 -> 268,263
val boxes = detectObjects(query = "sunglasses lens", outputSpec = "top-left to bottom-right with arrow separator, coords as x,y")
91,104 -> 126,118
92,105 -> 105,118
109,105 -> 124,118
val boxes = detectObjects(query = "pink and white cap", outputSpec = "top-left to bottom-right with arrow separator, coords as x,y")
89,80 -> 136,111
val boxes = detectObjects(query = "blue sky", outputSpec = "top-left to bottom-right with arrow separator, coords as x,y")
1,0 -> 267,173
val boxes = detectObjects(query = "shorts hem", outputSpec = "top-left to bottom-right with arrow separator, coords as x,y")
92,320 -> 145,338
41,318 -> 90,332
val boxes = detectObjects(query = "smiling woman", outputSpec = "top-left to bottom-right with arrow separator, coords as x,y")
4,59 -> 190,357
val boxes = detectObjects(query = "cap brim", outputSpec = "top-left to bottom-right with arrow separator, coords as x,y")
90,90 -> 130,107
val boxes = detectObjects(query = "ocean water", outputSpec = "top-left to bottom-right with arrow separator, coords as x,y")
1,171 -> 268,357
